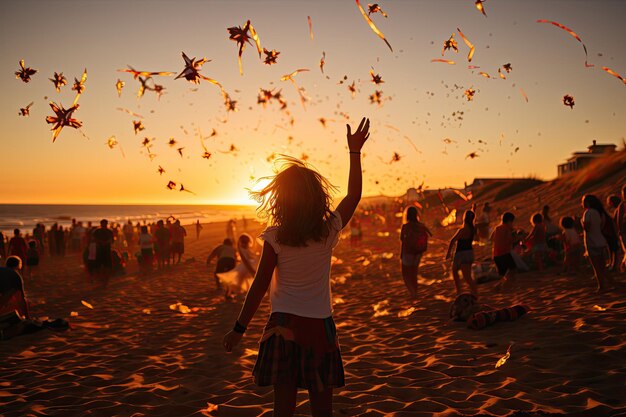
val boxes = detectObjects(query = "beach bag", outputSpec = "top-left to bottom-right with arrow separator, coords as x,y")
405,223 -> 428,254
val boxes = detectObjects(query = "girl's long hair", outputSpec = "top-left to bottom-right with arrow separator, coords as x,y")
582,194 -> 610,218
463,210 -> 476,235
250,156 -> 336,246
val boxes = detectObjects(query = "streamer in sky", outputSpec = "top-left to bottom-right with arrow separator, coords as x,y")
602,66 -> 626,85
46,102 -> 82,142
133,120 -> 145,134
227,19 -> 262,75
466,151 -> 479,159
456,28 -> 475,62
355,0 -> 393,52
431,59 -> 456,65
308,16 -> 314,40
464,88 -> 476,101
281,68 -> 310,108
536,20 -> 593,67
15,59 -> 37,83
562,94 -> 575,109
320,52 -> 326,74
117,66 -> 174,79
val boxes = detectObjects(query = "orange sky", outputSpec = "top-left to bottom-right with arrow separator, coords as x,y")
1,1 -> 625,205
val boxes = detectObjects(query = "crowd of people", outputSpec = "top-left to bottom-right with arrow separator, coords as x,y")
399,186 -> 625,298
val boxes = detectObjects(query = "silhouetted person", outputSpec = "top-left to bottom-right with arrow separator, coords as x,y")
93,219 -> 114,278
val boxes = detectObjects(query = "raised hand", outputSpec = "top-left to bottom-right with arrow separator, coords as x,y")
346,117 -> 370,152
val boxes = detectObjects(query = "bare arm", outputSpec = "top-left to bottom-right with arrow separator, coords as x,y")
206,246 -> 220,265
446,229 -> 462,258
336,117 -> 370,228
223,242 -> 277,352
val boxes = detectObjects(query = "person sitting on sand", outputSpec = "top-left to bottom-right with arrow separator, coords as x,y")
207,238 -> 236,290
581,195 -> 616,292
1,257 -> 30,319
491,212 -> 517,288
400,206 -> 432,299
217,234 -> 260,299
560,216 -> 583,275
223,117 -> 370,417
446,210 -> 478,296
525,213 -> 547,272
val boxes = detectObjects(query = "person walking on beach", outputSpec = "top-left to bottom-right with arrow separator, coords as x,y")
226,219 -> 237,244
170,220 -> 187,264
223,117 -> 370,417
491,212 -> 517,288
400,206 -> 431,298
581,195 -> 616,292
195,220 -> 203,240
446,210 -> 478,296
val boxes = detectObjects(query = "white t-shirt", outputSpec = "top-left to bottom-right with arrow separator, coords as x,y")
563,228 -> 581,247
139,233 -> 153,250
261,211 -> 343,319
582,209 -> 607,248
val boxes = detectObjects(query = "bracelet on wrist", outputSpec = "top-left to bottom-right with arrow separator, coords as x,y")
233,320 -> 247,334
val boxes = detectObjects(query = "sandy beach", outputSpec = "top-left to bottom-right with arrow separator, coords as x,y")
1,211 -> 625,417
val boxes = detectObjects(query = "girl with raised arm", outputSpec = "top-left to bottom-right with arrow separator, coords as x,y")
222,117 -> 370,417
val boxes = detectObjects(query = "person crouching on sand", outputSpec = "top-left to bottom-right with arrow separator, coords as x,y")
223,117 -> 370,417
446,210 -> 478,297
207,238 -> 236,290
491,212 -> 517,288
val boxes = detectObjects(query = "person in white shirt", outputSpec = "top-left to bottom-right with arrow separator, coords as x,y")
581,195 -> 616,292
222,117 -> 370,417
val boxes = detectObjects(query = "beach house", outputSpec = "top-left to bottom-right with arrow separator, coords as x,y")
557,140 -> 617,177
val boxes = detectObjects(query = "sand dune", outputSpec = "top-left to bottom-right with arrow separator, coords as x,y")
1,216 -> 625,417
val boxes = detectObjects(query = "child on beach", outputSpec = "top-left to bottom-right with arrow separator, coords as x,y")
446,210 -> 478,296
400,206 -> 432,298
25,241 -> 40,279
560,216 -> 583,275
525,213 -> 547,272
222,117 -> 370,417
206,238 -> 236,289
491,212 -> 517,287
217,234 -> 260,299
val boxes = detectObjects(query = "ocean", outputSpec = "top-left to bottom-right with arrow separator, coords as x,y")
0,204 -> 259,235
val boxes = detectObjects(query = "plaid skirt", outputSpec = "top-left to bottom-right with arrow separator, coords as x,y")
253,312 -> 345,391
